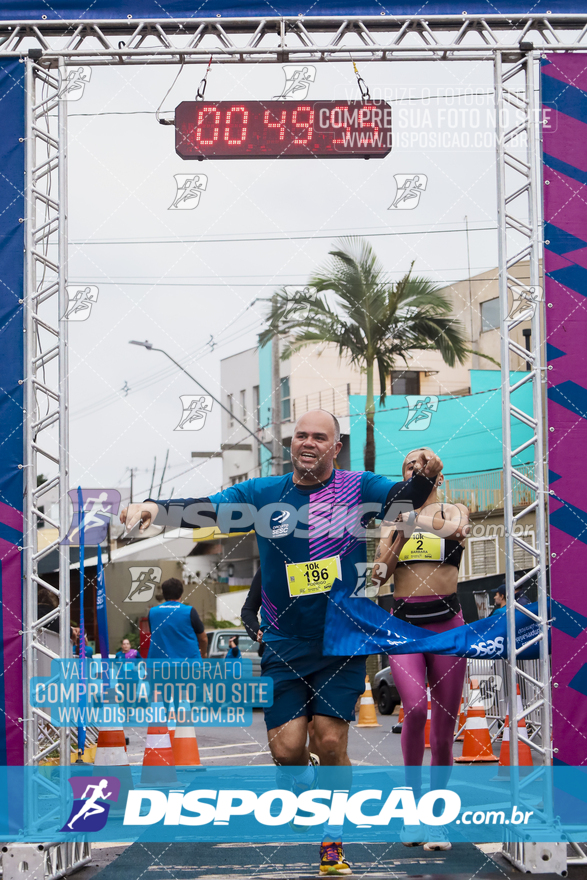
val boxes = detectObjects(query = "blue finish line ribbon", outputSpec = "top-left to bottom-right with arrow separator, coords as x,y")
324,584 -> 547,660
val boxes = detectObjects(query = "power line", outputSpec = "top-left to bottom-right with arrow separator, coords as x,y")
71,225 -> 497,246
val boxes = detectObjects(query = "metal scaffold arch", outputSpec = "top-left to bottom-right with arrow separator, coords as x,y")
14,12 -> 587,876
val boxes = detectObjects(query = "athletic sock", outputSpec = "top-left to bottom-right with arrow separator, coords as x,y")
323,824 -> 344,843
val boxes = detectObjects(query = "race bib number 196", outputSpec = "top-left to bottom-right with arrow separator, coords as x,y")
286,556 -> 342,597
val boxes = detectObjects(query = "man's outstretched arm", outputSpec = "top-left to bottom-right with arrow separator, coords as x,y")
382,450 -> 443,513
120,497 -> 216,532
120,482 -> 252,532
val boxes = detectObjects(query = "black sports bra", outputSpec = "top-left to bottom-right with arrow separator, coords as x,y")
390,505 -> 465,570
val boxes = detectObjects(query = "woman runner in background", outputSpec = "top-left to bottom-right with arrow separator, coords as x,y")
372,447 -> 469,852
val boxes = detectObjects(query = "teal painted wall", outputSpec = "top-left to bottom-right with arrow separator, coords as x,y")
349,370 -> 534,479
258,341 -> 273,477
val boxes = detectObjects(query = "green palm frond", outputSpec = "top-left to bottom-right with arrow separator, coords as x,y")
257,237 -> 469,471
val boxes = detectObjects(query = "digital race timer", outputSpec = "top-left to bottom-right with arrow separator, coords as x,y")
174,100 -> 392,160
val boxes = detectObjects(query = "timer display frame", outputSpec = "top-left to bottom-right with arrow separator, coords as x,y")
174,100 -> 392,160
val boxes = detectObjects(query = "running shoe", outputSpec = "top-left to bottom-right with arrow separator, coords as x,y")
423,825 -> 451,851
400,824 -> 426,847
319,841 -> 352,875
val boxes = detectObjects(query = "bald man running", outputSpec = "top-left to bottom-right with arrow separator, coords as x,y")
121,409 -> 442,875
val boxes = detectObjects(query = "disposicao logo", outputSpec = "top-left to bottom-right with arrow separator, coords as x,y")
62,776 -> 121,832
123,787 -> 461,828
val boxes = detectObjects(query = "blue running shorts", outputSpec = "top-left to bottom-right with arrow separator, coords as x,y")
260,635 -> 367,731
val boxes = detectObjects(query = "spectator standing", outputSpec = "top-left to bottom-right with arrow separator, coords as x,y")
147,578 -> 207,659
115,637 -> 139,660
490,585 -> 507,615
225,635 -> 242,660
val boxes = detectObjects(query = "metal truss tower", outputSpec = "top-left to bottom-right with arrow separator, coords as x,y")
11,12 -> 587,875
20,57 -> 91,879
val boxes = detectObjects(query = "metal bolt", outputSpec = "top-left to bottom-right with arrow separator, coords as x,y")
548,365 -> 553,370
545,240 -> 550,245
545,180 -> 550,185
548,302 -> 553,308
549,426 -> 555,431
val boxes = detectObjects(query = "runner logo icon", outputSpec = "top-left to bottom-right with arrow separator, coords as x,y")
389,174 -> 428,210
400,395 -> 439,431
125,566 -> 162,603
169,174 -> 208,210
274,65 -> 316,100
62,776 -> 120,832
174,395 -> 213,431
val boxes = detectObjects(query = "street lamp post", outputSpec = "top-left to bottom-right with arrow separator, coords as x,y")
128,340 -> 275,458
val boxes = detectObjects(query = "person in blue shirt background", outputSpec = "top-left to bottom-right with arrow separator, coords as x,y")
490,585 -> 507,615
225,635 -> 242,660
115,637 -> 139,660
147,578 -> 207,659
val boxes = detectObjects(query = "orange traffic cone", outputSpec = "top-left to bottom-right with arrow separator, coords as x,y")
167,704 -> 176,745
455,698 -> 466,742
355,676 -> 381,728
141,703 -> 177,785
92,728 -> 133,815
392,704 -> 403,734
455,679 -> 497,763
172,701 -> 201,766
498,685 -> 533,768
424,687 -> 432,748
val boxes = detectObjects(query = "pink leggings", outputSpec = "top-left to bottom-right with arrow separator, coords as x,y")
389,598 -> 466,793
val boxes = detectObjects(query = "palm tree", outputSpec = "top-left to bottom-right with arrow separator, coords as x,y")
259,237 -> 469,472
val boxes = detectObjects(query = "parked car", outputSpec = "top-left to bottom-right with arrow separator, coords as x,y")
206,628 -> 262,676
372,665 -> 400,715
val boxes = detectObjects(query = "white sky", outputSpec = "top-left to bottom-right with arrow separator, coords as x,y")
65,55 -> 504,502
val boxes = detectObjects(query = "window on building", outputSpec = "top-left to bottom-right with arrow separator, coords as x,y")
469,537 -> 498,577
390,370 -> 420,395
240,389 -> 246,420
481,297 -> 500,332
227,393 -> 234,425
230,473 -> 248,485
513,530 -> 535,570
281,376 -> 291,421
252,386 -> 260,426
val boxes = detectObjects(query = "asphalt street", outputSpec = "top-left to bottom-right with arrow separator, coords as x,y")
125,707 -> 442,767
78,710 -> 578,880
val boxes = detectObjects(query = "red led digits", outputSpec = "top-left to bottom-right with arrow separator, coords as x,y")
224,106 -> 249,146
263,108 -> 288,141
330,105 -> 352,147
175,100 -> 391,159
196,106 -> 221,146
358,105 -> 381,147
292,106 -> 315,145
